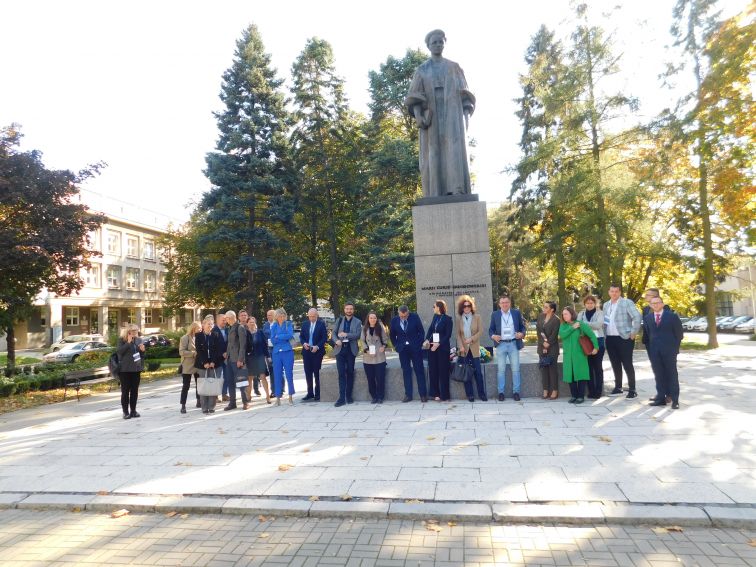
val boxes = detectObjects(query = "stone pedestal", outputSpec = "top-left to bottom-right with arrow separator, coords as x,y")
412,199 -> 493,348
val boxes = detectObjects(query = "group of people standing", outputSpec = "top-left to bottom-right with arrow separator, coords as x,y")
116,284 -> 683,419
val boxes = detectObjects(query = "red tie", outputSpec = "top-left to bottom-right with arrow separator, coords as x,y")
655,313 -> 661,326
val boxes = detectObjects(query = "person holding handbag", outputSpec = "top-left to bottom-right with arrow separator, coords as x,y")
578,295 -> 606,399
245,316 -> 271,404
362,311 -> 388,403
179,321 -> 201,413
195,316 -> 225,414
559,307 -> 598,404
270,308 -> 295,406
536,301 -> 560,400
456,295 -> 487,402
423,300 -> 453,401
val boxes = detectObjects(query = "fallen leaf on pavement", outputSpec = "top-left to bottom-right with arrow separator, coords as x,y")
174,461 -> 192,466
258,533 -> 270,538
423,519 -> 443,532
447,521 -> 457,527
360,456 -> 369,461
281,430 -> 288,434
71,506 -> 81,513
223,452 -> 232,458
405,499 -> 423,504
278,464 -> 293,472
258,515 -> 266,522
426,436 -> 436,441
340,494 -> 352,501
597,436 -> 612,443
111,509 -> 130,518
653,526 -> 684,534
217,428 -> 226,435
179,513 -> 189,519
748,539 -> 756,547
302,448 -> 310,453
96,491 -> 109,496
309,495 -> 319,501
165,511 -> 177,517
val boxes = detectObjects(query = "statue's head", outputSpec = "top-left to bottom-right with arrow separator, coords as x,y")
425,29 -> 446,55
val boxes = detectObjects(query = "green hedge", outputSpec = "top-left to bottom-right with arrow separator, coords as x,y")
144,345 -> 180,359
0,356 -> 114,398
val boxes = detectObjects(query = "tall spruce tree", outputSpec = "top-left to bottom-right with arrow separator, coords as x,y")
198,24 -> 294,314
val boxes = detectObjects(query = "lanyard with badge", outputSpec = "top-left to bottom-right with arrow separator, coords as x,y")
604,303 -> 613,326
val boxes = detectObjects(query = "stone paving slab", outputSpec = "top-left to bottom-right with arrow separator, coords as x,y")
17,493 -> 94,510
221,497 -> 311,516
706,506 -> 756,528
600,504 -> 711,526
309,500 -> 389,518
493,502 -> 605,523
389,501 -> 492,521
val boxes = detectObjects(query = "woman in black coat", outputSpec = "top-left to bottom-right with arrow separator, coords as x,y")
423,300 -> 454,401
194,316 -> 225,414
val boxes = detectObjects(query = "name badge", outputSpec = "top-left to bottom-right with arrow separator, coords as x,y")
433,333 -> 440,343
369,345 -> 376,355
268,339 -> 273,347
132,352 -> 140,363
342,338 -> 349,343
405,341 -> 410,345
604,315 -> 610,326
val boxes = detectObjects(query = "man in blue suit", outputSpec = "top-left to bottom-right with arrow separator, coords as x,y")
488,296 -> 527,401
645,296 -> 683,409
390,305 -> 427,403
300,308 -> 327,402
212,313 -> 229,400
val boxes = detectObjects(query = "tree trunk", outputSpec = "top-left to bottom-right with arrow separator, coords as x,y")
699,158 -> 718,348
5,325 -> 16,371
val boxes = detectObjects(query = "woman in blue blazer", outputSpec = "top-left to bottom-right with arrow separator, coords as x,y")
270,308 -> 295,405
424,300 -> 454,401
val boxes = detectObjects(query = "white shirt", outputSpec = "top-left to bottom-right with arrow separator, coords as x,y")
605,300 -> 620,336
463,314 -> 473,339
500,310 -> 514,340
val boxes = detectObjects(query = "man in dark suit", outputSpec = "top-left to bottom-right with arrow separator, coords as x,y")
300,307 -> 327,402
488,296 -> 527,401
332,302 -> 362,407
645,296 -> 683,409
390,305 -> 427,403
212,313 -> 229,400
641,288 -> 673,403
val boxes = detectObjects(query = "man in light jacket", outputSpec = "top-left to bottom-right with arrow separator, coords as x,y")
603,284 -> 642,399
223,310 -> 247,411
488,296 -> 527,401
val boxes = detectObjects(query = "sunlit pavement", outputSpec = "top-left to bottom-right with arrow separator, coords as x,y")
0,340 -> 754,510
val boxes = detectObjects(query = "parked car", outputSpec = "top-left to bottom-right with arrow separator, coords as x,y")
734,319 -> 756,334
692,316 -> 730,332
143,334 -> 171,347
720,316 -> 752,332
50,334 -> 104,352
43,341 -> 112,363
716,316 -> 737,330
683,316 -> 704,331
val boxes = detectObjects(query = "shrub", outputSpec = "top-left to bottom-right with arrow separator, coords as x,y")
14,381 -> 30,394
78,351 -> 111,364
147,361 -> 161,372
22,365 -> 32,374
0,383 -> 16,397
144,346 -> 179,359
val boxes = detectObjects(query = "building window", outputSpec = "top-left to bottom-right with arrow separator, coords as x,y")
108,308 -> 119,330
158,272 -> 166,292
126,235 -> 139,258
144,309 -> 153,324
87,229 -> 100,252
144,240 -> 155,261
84,264 -> 100,288
65,307 -> 79,326
127,308 -> 137,324
158,310 -> 166,324
107,230 -> 121,255
184,309 -> 193,324
144,270 -> 156,292
125,268 -> 140,290
106,265 -> 121,288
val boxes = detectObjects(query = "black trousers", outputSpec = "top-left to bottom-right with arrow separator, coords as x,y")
302,350 -> 324,398
648,348 -> 680,402
586,337 -> 605,397
364,362 -> 386,400
605,336 -> 636,391
180,373 -> 199,405
336,350 -> 356,402
399,348 -> 427,399
427,347 -> 450,400
120,371 -> 140,414
462,353 -> 486,400
569,380 -> 587,398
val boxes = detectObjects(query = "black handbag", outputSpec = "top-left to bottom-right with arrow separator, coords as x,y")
450,360 -> 474,383
538,355 -> 555,368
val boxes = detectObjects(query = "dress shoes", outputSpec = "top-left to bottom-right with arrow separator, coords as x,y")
574,397 -> 585,404
420,396 -> 428,403
468,397 -> 474,402
671,401 -> 680,409
347,397 -> 354,404
513,393 -> 521,401
498,393 -> 505,402
180,405 -> 186,414
196,400 -> 202,408
402,396 -> 412,403
123,413 -> 131,420
222,395 -> 230,402
334,400 -> 346,407
480,395 -> 488,402
223,405 -> 237,411
313,396 -> 320,401
302,394 -> 314,401
609,388 -> 623,396
648,399 -> 666,407
371,398 -> 378,404
626,391 -> 638,399
377,399 -> 383,404
568,397 -> 577,403
130,411 -> 140,418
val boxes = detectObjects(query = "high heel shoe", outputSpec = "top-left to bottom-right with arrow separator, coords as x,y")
276,397 -> 281,406
549,391 -> 558,400
288,395 -> 293,406
542,390 -> 549,399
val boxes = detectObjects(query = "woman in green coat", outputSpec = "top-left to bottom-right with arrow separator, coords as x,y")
559,306 -> 598,404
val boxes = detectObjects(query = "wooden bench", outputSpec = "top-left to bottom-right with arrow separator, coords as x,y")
64,366 -> 115,401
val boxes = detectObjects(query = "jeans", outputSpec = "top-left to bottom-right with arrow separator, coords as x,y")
495,341 -> 521,394
120,371 -> 140,414
220,362 -> 230,396
427,346 -> 450,400
462,353 -> 486,400
180,373 -> 199,405
398,347 -> 427,399
302,349 -> 324,398
272,349 -> 295,398
605,335 -> 636,391
586,337 -> 605,397
364,362 -> 386,401
336,350 -> 356,402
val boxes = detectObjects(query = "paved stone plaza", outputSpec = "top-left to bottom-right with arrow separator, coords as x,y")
1,508 -> 755,566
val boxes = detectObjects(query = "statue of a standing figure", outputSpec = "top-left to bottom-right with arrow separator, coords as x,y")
405,29 -> 476,198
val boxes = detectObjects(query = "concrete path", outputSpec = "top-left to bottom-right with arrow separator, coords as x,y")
1,508 -> 755,566
0,342 -> 754,526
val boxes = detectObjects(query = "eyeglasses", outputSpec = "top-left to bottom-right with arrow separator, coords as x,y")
463,304 -> 472,308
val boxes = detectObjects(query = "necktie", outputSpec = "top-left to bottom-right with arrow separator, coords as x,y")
655,313 -> 661,326
401,320 -> 406,332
